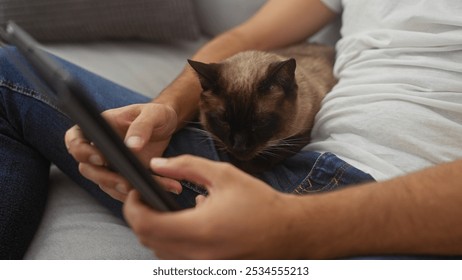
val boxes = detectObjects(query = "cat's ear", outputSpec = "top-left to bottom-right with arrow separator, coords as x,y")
268,58 -> 296,82
260,58 -> 297,93
188,59 -> 220,91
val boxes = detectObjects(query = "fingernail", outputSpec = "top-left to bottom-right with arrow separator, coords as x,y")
125,136 -> 142,148
168,188 -> 180,195
89,154 -> 104,166
115,183 -> 129,194
150,158 -> 168,167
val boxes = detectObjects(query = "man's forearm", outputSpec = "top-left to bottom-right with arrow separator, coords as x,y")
293,160 -> 462,259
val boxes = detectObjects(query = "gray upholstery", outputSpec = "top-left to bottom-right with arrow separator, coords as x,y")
195,0 -> 267,37
25,167 -> 154,259
0,0 -> 200,42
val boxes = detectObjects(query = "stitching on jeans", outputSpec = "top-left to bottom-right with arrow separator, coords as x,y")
293,152 -> 325,194
327,161 -> 349,190
0,79 -> 62,113
293,153 -> 374,195
294,153 -> 351,194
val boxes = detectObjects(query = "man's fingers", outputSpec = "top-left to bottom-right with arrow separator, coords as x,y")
65,125 -> 105,165
124,190 -> 193,240
65,125 -> 89,153
124,190 -> 176,247
195,194 -> 207,206
79,163 -> 129,191
154,176 -> 183,195
124,104 -> 177,150
149,155 -> 243,192
124,109 -> 154,150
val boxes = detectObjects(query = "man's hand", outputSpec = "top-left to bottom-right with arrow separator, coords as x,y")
123,155 -> 302,259
64,103 -> 182,201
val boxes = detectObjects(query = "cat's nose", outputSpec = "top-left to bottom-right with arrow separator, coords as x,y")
231,134 -> 248,153
230,134 -> 256,160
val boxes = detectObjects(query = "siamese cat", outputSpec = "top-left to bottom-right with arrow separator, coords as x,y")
188,43 -> 336,173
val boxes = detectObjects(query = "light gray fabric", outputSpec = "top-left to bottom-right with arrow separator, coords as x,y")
194,0 -> 267,36
43,40 -> 205,96
24,167 -> 155,260
309,18 -> 341,46
0,0 -> 201,42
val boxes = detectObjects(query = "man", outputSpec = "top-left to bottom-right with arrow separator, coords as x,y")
64,0 -> 462,258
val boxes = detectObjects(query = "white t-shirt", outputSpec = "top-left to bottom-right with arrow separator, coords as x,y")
305,0 -> 462,180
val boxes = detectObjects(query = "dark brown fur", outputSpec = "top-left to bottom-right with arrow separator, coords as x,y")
188,43 -> 336,173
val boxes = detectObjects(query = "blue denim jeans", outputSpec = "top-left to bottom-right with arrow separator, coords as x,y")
0,47 -> 374,259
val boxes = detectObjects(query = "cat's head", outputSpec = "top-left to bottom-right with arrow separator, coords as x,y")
188,51 -> 299,162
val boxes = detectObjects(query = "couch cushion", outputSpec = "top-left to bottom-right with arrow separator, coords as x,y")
0,0 -> 201,42
44,40 -> 205,97
24,166 -> 155,260
195,0 -> 267,37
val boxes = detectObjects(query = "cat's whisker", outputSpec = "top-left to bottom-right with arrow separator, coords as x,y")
189,128 -> 212,139
212,140 -> 230,153
184,120 -> 202,126
185,127 -> 222,147
256,149 -> 285,160
207,134 -> 230,153
268,141 -> 301,148
255,135 -> 311,160
266,139 -> 307,149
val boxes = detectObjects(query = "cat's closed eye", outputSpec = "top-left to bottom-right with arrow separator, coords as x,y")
251,115 -> 280,138
258,81 -> 278,93
206,112 -> 230,129
253,115 -> 273,128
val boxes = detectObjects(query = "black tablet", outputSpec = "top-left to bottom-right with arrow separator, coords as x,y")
0,21 -> 180,211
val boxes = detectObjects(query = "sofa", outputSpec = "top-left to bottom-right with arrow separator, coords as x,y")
1,0 -> 340,259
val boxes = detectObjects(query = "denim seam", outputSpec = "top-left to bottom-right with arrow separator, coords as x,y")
293,152 -> 325,194
0,79 -> 62,113
327,161 -> 349,190
293,152 -> 355,194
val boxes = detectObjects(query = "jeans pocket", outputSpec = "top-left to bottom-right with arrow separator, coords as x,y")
293,152 -> 375,194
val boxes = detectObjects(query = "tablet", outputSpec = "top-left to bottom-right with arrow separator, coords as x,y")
0,21 -> 180,211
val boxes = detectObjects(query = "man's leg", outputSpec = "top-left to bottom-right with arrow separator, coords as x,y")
0,47 -> 150,258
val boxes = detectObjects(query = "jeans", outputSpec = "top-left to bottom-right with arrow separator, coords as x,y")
0,47 -> 374,259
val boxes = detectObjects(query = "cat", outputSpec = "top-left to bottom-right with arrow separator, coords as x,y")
188,43 -> 336,173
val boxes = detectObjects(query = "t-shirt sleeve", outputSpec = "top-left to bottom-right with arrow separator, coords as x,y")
320,0 -> 343,13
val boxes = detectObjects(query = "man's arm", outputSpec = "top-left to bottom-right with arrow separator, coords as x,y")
295,159 -> 462,259
124,156 -> 462,259
153,0 -> 338,129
